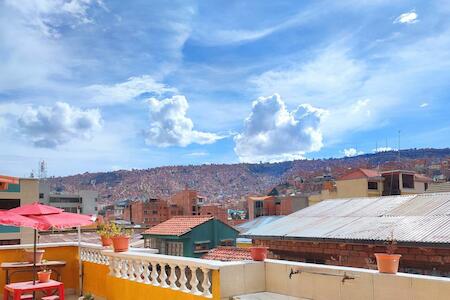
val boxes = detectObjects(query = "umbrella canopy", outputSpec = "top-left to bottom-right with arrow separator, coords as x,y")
0,210 -> 40,229
28,212 -> 94,230
9,202 -> 63,216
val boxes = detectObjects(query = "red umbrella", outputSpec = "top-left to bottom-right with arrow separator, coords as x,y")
0,210 -> 40,229
6,202 -> 94,297
9,202 -> 63,216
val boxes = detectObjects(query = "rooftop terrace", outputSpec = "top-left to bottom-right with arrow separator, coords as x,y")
0,243 -> 449,300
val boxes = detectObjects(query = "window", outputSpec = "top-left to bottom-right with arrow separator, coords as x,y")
402,174 -> 414,189
0,239 -> 20,246
220,239 -> 234,246
39,193 -> 44,199
368,181 -> 378,190
49,197 -> 81,203
425,183 -> 429,191
0,199 -> 20,210
193,241 -> 210,253
152,210 -> 158,214
167,241 -> 183,256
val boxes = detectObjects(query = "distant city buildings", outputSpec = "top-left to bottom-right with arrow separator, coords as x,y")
39,181 -> 98,215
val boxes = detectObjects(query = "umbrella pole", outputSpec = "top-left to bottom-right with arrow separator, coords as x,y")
78,225 -> 82,296
33,229 -> 37,300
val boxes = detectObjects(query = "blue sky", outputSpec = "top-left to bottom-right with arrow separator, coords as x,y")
0,0 -> 449,176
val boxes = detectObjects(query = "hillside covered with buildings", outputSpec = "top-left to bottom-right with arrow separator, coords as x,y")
48,148 -> 450,205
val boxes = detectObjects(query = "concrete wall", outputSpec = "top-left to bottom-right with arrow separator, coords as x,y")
336,178 -> 372,198
0,178 -> 39,244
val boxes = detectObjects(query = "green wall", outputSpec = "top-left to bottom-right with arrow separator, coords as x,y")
144,219 -> 239,258
0,225 -> 20,233
2,183 -> 20,193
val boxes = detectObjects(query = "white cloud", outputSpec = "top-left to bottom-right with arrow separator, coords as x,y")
234,94 -> 326,163
394,10 -> 418,24
374,147 -> 394,153
343,148 -> 364,157
145,95 -> 223,147
420,102 -> 429,108
185,152 -> 209,157
4,0 -> 104,38
85,75 -> 176,105
17,102 -> 102,148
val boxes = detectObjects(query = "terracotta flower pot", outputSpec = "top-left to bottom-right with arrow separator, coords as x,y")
111,236 -> 129,252
38,271 -> 51,283
24,249 -> 45,263
374,253 -> 401,274
250,246 -> 268,261
100,235 -> 112,247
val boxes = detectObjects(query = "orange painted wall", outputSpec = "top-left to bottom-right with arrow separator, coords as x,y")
0,246 -> 79,292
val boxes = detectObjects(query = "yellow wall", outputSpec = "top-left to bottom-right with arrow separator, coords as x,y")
82,260 -> 222,300
0,246 -> 79,292
335,178 -> 382,198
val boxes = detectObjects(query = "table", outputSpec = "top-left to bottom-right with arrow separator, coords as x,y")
1,261 -> 66,284
3,280 -> 64,300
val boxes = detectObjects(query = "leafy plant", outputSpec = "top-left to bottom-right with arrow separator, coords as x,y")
96,222 -> 111,238
109,222 -> 133,238
384,231 -> 398,255
83,293 -> 94,300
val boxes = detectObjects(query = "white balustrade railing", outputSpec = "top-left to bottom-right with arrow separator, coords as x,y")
81,246 -> 110,265
104,251 -> 225,298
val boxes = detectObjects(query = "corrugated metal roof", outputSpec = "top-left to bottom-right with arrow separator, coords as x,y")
243,192 -> 450,245
236,216 -> 284,234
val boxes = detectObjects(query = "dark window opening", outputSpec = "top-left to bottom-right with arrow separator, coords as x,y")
0,199 -> 20,210
0,239 -> 20,246
39,193 -> 44,199
368,181 -> 378,190
425,183 -> 429,191
220,239 -> 234,246
402,174 -> 414,189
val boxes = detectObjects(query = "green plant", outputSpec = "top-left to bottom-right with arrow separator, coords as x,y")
384,231 -> 397,255
96,223 -> 111,238
83,293 -> 94,300
109,222 -> 133,238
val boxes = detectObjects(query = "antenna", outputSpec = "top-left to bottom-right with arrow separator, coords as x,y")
398,130 -> 401,161
38,160 -> 47,180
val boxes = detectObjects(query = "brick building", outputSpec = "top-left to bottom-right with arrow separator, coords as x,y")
122,188 -> 229,227
244,192 -> 450,276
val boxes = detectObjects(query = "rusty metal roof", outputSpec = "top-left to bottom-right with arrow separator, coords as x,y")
243,192 -> 450,245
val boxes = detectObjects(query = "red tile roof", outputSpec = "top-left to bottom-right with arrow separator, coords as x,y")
144,216 -> 213,236
202,247 -> 252,261
339,168 -> 382,180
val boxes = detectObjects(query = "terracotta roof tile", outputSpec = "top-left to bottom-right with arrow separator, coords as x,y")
202,247 -> 252,261
144,216 -> 213,236
339,168 -> 381,180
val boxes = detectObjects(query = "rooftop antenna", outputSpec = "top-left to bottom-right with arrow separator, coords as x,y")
38,160 -> 47,180
398,130 -> 401,162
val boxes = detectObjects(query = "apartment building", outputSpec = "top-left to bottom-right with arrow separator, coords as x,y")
39,181 -> 98,215
0,175 -> 38,245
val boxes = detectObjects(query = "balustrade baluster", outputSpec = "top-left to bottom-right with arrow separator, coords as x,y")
150,262 -> 159,286
201,268 -> 212,297
168,264 -> 178,290
160,263 -> 169,288
143,261 -> 151,284
189,266 -> 200,295
178,265 -> 188,293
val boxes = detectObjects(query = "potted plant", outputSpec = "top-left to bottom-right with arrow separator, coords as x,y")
109,223 -> 133,252
97,223 -> 112,247
374,231 -> 401,274
250,245 -> 269,261
78,293 -> 95,300
37,268 -> 52,283
24,248 -> 45,263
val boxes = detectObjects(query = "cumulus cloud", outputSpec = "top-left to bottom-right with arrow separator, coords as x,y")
343,148 -> 364,157
234,94 -> 327,162
394,10 -> 418,24
145,95 -> 223,147
419,102 -> 429,108
17,102 -> 102,148
85,75 -> 176,105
